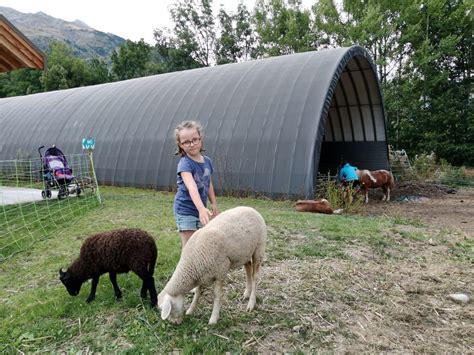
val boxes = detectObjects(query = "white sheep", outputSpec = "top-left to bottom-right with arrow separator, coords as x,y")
158,206 -> 266,325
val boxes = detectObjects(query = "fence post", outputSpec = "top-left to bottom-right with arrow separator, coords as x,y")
88,151 -> 101,204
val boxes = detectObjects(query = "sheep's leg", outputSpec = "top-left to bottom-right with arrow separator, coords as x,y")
136,270 -> 157,307
140,282 -> 147,299
386,187 -> 391,202
365,190 -> 369,203
135,271 -> 147,299
243,262 -> 253,300
186,285 -> 201,315
147,276 -> 157,307
247,258 -> 260,311
109,272 -> 122,299
86,276 -> 99,303
209,280 -> 223,325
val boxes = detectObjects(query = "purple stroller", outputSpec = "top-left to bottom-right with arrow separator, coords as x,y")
38,145 -> 82,200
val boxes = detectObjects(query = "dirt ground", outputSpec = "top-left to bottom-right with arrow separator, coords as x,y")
233,182 -> 473,352
364,182 -> 474,237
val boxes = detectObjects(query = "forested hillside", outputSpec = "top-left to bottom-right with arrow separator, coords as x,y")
0,6 -> 125,59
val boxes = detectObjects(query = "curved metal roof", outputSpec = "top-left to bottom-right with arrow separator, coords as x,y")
0,45 -> 389,198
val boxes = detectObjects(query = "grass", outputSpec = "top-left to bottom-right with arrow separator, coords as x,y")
0,186 -> 99,260
0,186 -> 472,353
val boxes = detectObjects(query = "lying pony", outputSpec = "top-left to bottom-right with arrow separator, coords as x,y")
295,199 -> 343,214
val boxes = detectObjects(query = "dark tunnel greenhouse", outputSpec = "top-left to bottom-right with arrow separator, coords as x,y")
0,45 -> 390,199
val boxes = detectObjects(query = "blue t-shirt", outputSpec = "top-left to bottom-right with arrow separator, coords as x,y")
173,155 -> 214,216
338,163 -> 359,182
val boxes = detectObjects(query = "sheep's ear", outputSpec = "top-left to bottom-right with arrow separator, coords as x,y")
59,269 -> 66,279
161,297 -> 172,320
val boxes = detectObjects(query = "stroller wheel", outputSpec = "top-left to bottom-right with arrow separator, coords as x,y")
41,190 -> 46,199
58,186 -> 66,200
46,190 -> 52,199
77,187 -> 82,196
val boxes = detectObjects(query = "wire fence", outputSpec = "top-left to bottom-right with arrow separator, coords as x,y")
0,153 -> 101,261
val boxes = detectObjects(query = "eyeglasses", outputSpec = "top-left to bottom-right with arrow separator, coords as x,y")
180,137 -> 201,147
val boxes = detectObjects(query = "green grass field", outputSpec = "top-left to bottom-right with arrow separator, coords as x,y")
0,186 -> 472,353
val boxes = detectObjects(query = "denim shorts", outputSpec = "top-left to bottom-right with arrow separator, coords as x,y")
174,212 -> 202,232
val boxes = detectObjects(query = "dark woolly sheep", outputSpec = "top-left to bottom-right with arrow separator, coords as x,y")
59,228 -> 158,307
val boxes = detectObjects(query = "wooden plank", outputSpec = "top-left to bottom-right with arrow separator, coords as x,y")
0,22 -> 44,65
0,15 -> 45,71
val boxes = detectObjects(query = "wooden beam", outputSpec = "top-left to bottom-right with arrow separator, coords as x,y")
0,14 -> 45,72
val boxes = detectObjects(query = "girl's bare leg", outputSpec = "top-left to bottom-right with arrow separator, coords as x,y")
180,230 -> 195,248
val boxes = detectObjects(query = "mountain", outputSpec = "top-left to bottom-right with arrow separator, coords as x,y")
0,6 -> 126,60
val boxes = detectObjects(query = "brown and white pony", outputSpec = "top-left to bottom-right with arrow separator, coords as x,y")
356,169 -> 394,203
295,199 -> 343,214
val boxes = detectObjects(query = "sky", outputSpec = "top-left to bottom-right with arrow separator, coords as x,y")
0,0 -> 313,45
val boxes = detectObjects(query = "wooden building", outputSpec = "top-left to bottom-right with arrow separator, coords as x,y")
0,14 -> 45,72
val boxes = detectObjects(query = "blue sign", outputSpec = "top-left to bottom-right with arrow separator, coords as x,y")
82,138 -> 95,150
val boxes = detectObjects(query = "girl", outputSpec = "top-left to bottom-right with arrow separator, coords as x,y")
173,121 -> 218,247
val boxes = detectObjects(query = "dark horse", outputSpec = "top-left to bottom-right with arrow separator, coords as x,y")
356,169 -> 395,203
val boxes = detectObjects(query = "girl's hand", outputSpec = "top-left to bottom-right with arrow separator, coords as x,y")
211,204 -> 219,217
198,208 -> 212,226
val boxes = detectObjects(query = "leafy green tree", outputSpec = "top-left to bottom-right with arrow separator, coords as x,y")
0,68 -> 43,98
253,0 -> 314,57
167,0 -> 217,66
313,0 -> 402,83
215,3 -> 255,64
41,41 -> 111,90
111,39 -> 155,80
313,0 -> 472,165
153,28 -> 203,72
86,58 -> 111,85
41,64 -> 69,91
389,0 -> 473,165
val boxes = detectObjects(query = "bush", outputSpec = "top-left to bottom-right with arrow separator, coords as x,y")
410,153 -> 473,187
315,173 -> 363,213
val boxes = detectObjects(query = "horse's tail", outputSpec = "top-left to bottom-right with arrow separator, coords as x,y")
388,171 -> 395,188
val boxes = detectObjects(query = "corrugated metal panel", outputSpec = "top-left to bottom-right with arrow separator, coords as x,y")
0,46 -> 389,198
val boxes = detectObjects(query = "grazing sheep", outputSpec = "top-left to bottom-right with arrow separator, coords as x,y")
59,228 -> 158,307
159,206 -> 266,325
295,198 -> 343,214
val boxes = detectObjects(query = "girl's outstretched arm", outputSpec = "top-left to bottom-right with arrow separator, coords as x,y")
208,180 -> 219,216
181,172 -> 212,225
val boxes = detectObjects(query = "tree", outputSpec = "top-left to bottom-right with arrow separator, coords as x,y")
215,3 -> 255,64
169,0 -> 217,66
313,0 -> 402,83
87,58 -> 111,85
390,0 -> 473,165
41,64 -> 69,91
111,39 -> 154,80
312,0 -> 473,165
253,0 -> 315,58
41,41 -> 111,90
153,27 -> 203,72
0,68 -> 43,98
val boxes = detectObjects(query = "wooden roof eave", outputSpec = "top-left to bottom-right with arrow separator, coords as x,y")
0,14 -> 46,72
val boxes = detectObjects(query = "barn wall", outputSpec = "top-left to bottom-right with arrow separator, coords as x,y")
0,46 -> 390,199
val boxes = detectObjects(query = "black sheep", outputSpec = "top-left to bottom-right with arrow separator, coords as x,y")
59,228 -> 158,307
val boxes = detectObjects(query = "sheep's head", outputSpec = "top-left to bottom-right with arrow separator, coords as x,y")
59,268 -> 82,296
158,292 -> 184,324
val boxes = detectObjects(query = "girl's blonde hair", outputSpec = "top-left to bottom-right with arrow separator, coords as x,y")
174,120 -> 205,156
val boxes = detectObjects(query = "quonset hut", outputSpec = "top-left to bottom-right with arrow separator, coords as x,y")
0,46 -> 390,199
